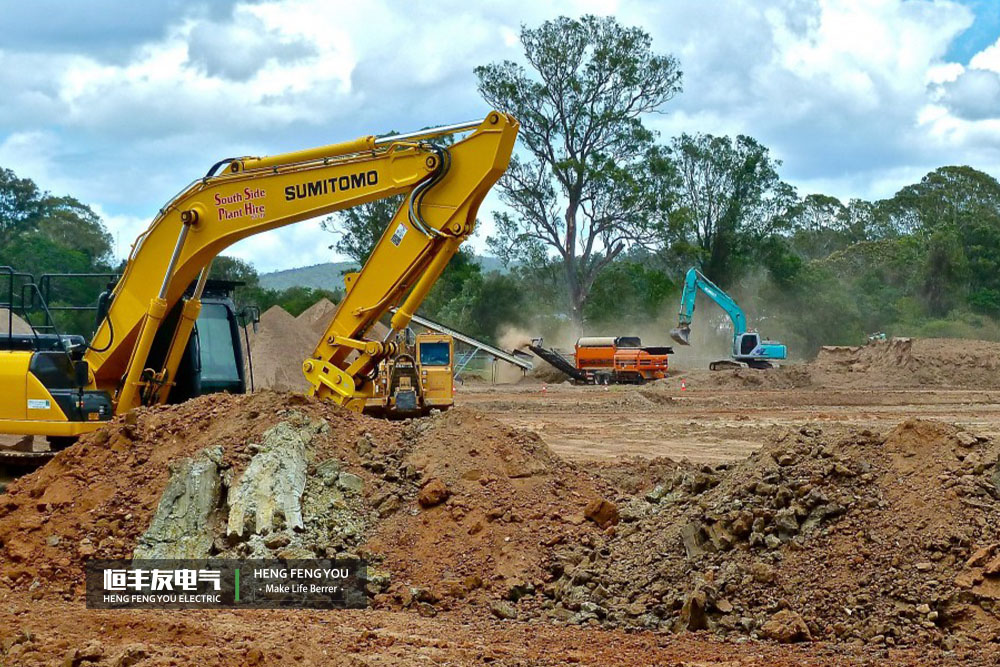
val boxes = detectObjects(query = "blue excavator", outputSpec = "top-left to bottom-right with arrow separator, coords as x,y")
669,267 -> 787,370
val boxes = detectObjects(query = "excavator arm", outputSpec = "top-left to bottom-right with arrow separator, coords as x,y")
669,267 -> 748,346
83,111 -> 518,414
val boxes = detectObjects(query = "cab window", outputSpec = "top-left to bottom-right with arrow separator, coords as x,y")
418,341 -> 450,366
197,304 -> 240,383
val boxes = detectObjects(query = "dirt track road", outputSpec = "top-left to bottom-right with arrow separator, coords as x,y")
459,381 -> 1000,464
0,599 -> 983,666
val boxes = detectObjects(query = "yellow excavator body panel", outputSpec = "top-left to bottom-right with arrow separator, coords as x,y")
0,352 -> 30,422
416,333 -> 454,408
0,351 -> 99,436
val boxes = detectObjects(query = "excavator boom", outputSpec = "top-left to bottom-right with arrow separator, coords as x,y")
671,267 -> 748,346
0,111 -> 518,438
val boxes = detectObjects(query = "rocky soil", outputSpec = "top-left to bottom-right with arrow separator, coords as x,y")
6,385 -> 1000,663
0,392 -> 612,612
536,419 -> 1000,649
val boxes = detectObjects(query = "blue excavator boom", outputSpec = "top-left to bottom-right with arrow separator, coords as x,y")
669,267 -> 787,369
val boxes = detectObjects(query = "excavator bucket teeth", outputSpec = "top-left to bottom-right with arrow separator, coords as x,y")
670,326 -> 692,346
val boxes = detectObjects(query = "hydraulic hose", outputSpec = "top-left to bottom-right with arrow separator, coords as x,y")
204,158 -> 236,179
407,144 -> 452,238
86,315 -> 115,353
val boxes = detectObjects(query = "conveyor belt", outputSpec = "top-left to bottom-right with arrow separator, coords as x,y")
527,344 -> 588,382
390,309 -> 532,370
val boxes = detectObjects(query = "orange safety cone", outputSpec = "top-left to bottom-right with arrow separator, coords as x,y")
680,378 -> 687,391
541,383 -> 547,394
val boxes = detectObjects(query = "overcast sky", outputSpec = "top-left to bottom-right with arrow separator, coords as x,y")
2,0 -> 999,273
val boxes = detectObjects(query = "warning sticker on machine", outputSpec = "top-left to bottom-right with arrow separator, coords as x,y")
27,399 -> 50,410
390,223 -> 407,246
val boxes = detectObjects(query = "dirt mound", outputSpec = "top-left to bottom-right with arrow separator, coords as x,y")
369,408 -> 610,610
672,337 -> 1000,391
248,299 -> 396,392
810,337 -> 1000,388
0,308 -> 32,334
246,305 -> 316,391
537,418 -> 1000,647
295,298 -> 339,338
0,395 -> 610,611
670,365 -> 814,391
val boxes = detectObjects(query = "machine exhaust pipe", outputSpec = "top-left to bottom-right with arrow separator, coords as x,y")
669,325 -> 692,346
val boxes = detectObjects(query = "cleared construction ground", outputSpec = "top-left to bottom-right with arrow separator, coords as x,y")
4,334 -> 1000,664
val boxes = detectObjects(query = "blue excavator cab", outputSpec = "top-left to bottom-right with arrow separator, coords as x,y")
670,268 -> 787,370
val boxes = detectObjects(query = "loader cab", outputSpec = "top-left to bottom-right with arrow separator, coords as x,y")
368,332 -> 454,416
415,333 -> 454,410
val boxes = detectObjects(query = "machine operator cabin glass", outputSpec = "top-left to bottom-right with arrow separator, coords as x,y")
197,303 -> 241,383
418,341 -> 451,366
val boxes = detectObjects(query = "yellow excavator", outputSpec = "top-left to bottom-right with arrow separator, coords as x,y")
0,112 -> 518,451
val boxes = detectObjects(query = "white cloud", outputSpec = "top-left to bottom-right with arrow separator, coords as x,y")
940,68 -> 1000,120
2,0 -> 1000,271
970,36 -> 1000,72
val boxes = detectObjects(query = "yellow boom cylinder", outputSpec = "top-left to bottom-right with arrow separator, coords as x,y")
237,136 -> 378,171
389,238 -> 463,333
116,297 -> 168,412
153,297 -> 202,405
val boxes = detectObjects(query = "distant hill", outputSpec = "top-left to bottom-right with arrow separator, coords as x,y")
260,262 -> 358,291
260,255 -> 510,291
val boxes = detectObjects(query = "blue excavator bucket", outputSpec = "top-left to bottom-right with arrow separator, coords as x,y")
670,325 -> 691,346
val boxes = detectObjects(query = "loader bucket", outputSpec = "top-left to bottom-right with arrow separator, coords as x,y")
670,326 -> 692,346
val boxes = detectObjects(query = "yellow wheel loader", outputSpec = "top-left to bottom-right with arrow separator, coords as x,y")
0,112 -> 518,464
367,331 -> 454,416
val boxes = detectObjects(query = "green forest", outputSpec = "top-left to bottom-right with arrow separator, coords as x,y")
3,15 -> 1000,355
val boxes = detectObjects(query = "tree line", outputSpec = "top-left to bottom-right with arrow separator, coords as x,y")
322,15 -> 1000,351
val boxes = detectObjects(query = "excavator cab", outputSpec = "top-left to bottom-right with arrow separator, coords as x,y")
731,331 -> 787,368
735,332 -> 761,357
0,268 -> 116,440
1,270 -> 248,440
94,278 -> 248,403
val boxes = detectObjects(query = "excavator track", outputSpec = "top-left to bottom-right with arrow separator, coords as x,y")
0,450 -> 55,491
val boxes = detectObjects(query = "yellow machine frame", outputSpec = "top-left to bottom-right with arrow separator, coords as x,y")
367,332 -> 454,415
